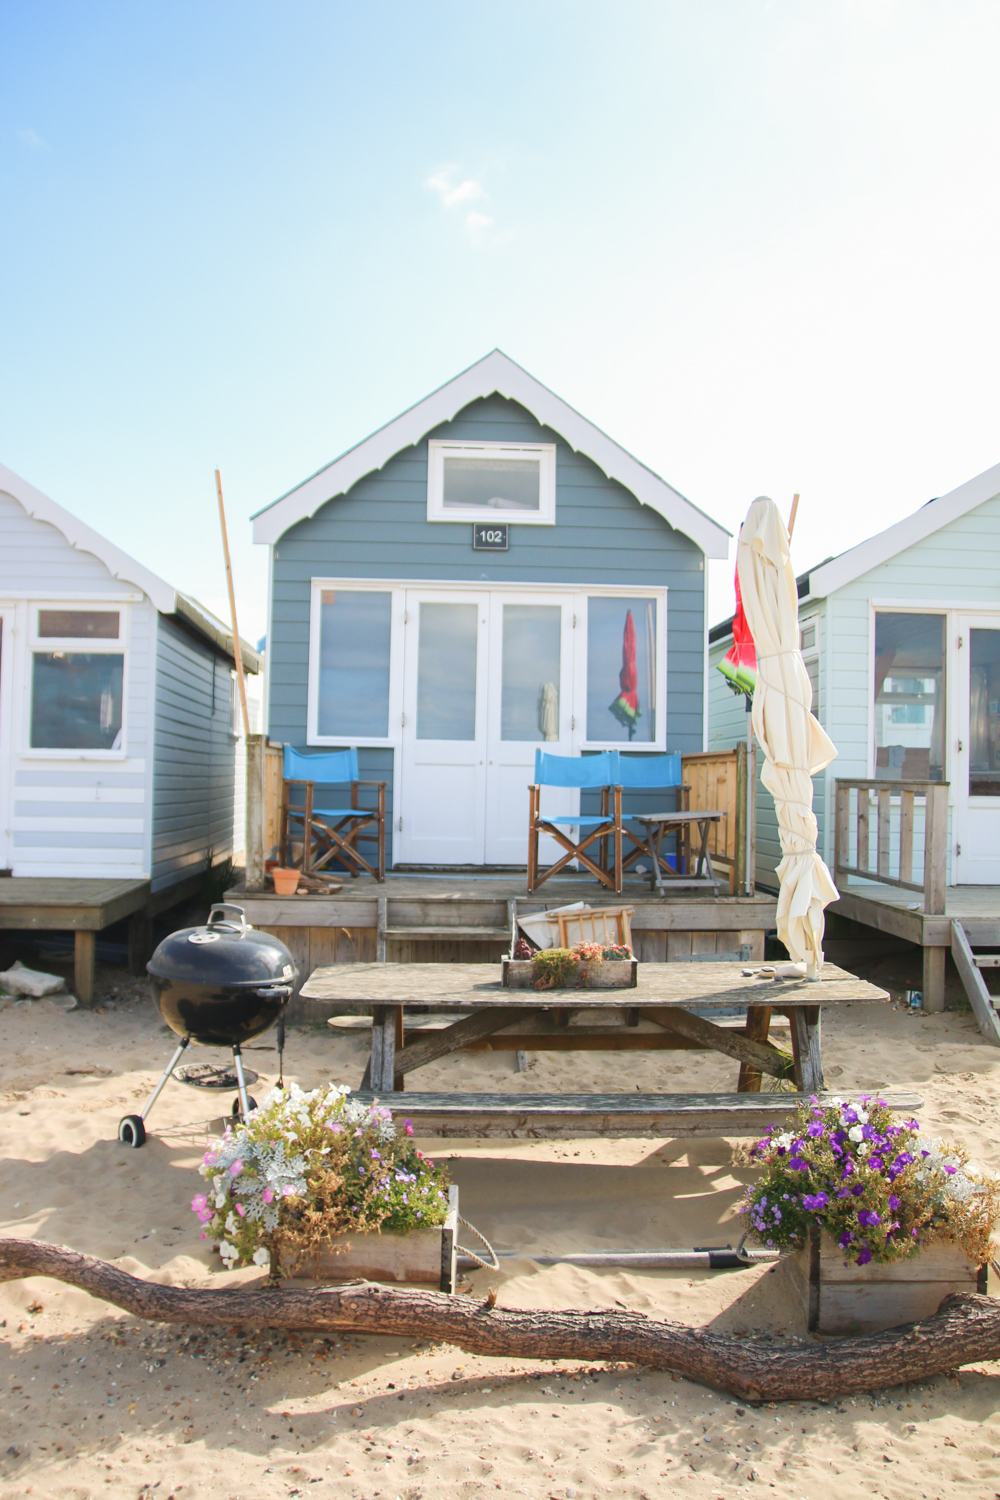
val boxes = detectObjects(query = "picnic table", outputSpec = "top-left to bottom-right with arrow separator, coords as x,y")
299,960 -> 921,1138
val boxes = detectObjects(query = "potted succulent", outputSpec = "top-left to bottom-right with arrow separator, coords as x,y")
503,940 -> 637,990
191,1083 -> 458,1289
740,1095 -> 1000,1334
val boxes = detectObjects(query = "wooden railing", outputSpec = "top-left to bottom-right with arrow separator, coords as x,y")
833,779 -> 949,915
682,744 -> 756,895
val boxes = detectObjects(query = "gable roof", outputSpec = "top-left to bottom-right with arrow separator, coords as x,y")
709,458 -> 1000,641
0,460 -> 260,672
251,349 -> 730,556
803,458 -> 1000,601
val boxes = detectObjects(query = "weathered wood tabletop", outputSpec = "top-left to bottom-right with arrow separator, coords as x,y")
300,960 -> 888,1009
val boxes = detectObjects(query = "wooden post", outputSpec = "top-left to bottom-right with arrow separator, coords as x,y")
245,733 -> 265,892
74,931 -> 96,1007
856,790 -> 870,872
899,790 -> 915,885
215,469 -> 250,740
923,783 -> 949,916
834,780 -> 848,885
877,789 -> 892,879
737,1004 -> 772,1092
922,946 -> 947,1015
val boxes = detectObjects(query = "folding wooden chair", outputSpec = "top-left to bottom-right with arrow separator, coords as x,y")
527,749 -> 622,893
280,747 -> 386,882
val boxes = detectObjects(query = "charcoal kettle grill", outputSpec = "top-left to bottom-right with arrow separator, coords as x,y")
117,904 -> 297,1148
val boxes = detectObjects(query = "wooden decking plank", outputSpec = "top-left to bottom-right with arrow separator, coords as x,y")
0,877 -> 150,930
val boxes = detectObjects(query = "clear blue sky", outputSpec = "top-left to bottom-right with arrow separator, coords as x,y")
3,1 -> 999,640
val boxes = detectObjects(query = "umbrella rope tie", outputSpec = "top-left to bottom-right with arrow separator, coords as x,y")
456,1216 -> 500,1272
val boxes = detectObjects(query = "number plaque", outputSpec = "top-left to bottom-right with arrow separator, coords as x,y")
472,523 -> 508,551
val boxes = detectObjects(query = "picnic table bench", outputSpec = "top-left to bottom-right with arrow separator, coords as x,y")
299,960 -> 922,1138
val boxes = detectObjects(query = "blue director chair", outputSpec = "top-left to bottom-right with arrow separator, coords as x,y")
527,749 -> 622,893
280,747 -> 386,882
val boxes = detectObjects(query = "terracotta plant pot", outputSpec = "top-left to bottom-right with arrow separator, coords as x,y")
271,867 -> 301,897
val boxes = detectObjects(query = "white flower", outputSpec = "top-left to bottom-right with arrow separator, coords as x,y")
848,1126 -> 864,1143
252,1248 -> 270,1267
775,1132 -> 794,1150
215,1194 -> 226,1208
219,1242 -> 237,1260
857,1142 -> 870,1158
225,1213 -> 237,1235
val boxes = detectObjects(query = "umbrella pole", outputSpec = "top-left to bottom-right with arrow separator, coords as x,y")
745,693 -> 753,895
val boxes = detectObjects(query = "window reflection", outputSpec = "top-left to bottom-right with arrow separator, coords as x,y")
31,653 -> 124,749
586,597 -> 656,743
501,604 -> 561,741
874,612 -> 945,781
318,590 -> 392,738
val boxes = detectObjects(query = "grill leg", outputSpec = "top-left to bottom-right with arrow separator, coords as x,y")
139,1037 -> 190,1123
232,1044 -> 253,1122
276,1016 -> 286,1089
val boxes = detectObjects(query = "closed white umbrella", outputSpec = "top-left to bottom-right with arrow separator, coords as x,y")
737,497 -> 839,977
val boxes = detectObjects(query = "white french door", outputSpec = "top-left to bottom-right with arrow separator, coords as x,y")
396,591 -> 577,866
484,595 -> 577,864
955,614 -> 1000,883
396,592 -> 490,864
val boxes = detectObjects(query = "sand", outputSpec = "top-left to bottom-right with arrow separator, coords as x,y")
2,964 -> 1000,1499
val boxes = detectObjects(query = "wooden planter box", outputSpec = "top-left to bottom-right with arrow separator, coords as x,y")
288,1185 -> 459,1292
788,1228 -> 986,1335
502,958 -> 637,990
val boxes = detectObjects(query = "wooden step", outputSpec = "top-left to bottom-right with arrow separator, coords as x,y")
384,926 -> 510,941
357,1089 -> 924,1140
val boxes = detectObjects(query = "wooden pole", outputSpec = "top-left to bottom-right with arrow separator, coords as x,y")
787,492 -> 800,540
216,468 -> 250,740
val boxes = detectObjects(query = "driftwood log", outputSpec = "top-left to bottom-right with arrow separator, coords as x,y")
1,1236 -> 998,1403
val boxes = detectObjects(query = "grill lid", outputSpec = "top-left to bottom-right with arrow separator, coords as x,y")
147,904 -> 297,988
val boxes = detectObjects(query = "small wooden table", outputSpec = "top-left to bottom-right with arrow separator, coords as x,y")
299,961 -> 917,1138
629,810 -> 725,892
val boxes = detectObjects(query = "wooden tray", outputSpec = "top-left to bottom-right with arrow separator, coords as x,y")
502,958 -> 638,989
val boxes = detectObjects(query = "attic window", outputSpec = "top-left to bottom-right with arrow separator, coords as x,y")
427,441 -> 556,526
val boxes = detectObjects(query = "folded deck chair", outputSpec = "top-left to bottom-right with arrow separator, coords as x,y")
612,751 -> 686,877
527,749 -> 622,893
280,747 -> 386,882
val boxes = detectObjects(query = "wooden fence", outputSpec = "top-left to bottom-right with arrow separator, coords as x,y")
681,744 -> 756,895
833,779 -> 949,915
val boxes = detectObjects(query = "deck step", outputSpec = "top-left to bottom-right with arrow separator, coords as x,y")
359,1089 -> 924,1140
383,926 -> 510,942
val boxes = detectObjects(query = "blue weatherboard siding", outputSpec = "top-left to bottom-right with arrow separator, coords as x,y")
268,395 -> 707,864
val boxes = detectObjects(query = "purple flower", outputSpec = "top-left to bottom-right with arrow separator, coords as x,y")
842,1107 -> 859,1125
839,1230 -> 853,1248
868,1156 -> 884,1171
807,1122 -> 825,1139
905,1119 -> 920,1131
851,1184 -> 864,1197
944,1165 -> 958,1176
788,1156 -> 808,1171
858,1209 -> 881,1228
856,1245 -> 872,1266
888,1194 -> 900,1210
802,1192 -> 828,1211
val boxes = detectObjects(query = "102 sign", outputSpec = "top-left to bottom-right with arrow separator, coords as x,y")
472,523 -> 508,551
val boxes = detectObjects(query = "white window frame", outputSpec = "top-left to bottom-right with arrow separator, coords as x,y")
426,439 -> 557,526
575,589 -> 669,752
24,602 -> 129,760
868,602 -> 950,784
307,582 -> 404,748
799,612 -> 821,721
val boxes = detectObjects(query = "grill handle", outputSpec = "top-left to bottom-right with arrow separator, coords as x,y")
207,903 -> 249,935
256,985 -> 294,1000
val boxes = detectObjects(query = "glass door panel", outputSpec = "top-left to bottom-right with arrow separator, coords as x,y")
485,598 -> 574,865
968,628 -> 1000,797
397,594 -> 488,865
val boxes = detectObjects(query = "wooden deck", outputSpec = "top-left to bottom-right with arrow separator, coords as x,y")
835,880 -> 1000,948
226,874 -> 779,992
0,876 -> 151,1006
